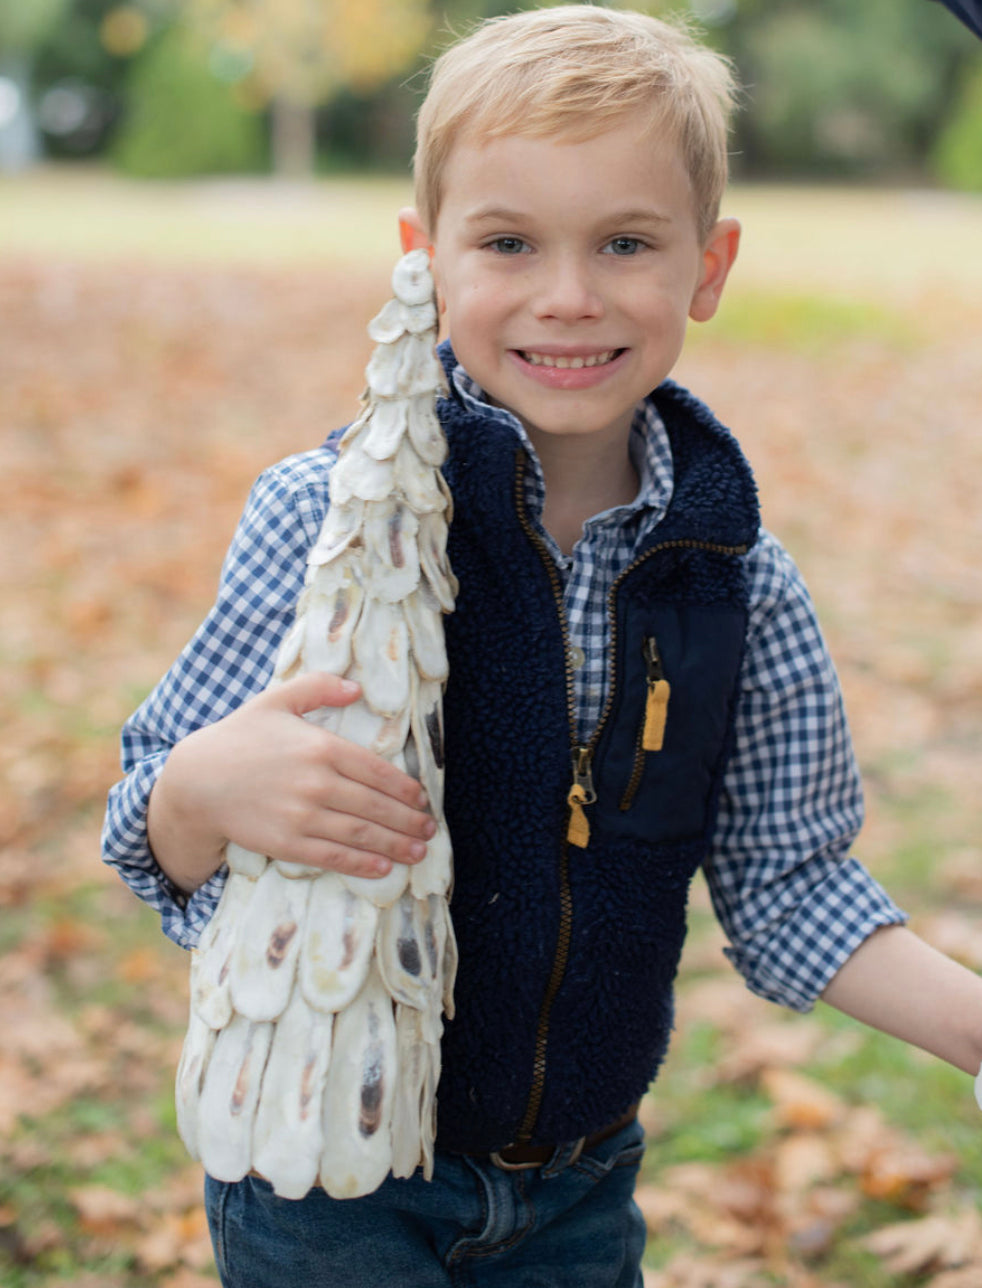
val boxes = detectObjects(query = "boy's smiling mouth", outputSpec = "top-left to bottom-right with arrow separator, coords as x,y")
518,348 -> 623,369
508,346 -> 630,392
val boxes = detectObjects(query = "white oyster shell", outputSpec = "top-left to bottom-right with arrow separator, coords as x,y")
174,247 -> 455,1199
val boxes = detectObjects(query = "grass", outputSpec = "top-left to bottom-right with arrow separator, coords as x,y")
0,164 -> 414,267
693,286 -> 918,351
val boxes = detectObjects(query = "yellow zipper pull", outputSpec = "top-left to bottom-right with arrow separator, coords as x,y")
642,637 -> 670,752
566,746 -> 597,848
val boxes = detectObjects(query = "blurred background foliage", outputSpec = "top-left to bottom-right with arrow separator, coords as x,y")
1,0 -> 981,186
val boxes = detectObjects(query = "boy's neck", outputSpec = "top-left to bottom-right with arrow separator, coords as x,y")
527,424 -> 639,557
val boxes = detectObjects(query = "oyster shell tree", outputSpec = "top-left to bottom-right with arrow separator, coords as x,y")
175,249 -> 458,1201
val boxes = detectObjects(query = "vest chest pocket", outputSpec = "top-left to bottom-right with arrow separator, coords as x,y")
619,635 -> 671,812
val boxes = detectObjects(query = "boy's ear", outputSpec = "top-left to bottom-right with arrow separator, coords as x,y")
398,207 -> 433,255
689,217 -> 740,323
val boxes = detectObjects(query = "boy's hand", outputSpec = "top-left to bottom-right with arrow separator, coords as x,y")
147,671 -> 435,895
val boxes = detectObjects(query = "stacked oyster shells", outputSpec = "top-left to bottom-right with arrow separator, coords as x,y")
175,249 -> 457,1200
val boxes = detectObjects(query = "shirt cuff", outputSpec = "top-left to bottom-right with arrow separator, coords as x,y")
723,857 -> 908,1012
160,867 -> 228,951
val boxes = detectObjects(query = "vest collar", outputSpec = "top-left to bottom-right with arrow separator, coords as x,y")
436,339 -> 758,553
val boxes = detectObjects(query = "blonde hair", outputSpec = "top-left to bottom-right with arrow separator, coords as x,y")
414,5 -> 737,243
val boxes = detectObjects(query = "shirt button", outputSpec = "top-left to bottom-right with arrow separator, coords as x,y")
570,646 -> 586,669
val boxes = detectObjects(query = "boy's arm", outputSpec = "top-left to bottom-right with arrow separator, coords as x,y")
102,451 -> 431,947
821,924 -> 982,1075
706,530 -> 982,1081
703,530 -> 906,1013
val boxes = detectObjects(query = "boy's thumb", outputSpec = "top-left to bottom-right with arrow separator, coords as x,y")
270,670 -> 361,716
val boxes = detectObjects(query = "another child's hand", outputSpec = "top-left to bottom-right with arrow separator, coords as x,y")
147,671 -> 435,895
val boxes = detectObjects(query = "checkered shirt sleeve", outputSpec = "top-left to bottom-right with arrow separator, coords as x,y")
705,531 -> 905,1011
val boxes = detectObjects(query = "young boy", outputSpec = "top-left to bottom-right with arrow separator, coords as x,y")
102,7 -> 982,1286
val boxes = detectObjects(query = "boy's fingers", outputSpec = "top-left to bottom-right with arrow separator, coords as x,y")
308,809 -> 431,867
290,839 -> 399,882
324,734 -> 429,812
312,776 -> 435,846
263,670 -> 362,716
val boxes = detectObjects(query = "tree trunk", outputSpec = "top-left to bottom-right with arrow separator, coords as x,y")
270,96 -> 317,178
0,54 -> 41,172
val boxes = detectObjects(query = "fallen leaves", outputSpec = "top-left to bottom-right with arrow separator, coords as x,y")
639,966 -> 982,1285
864,1211 -> 982,1278
2,217 -> 982,1285
135,1206 -> 213,1275
760,1069 -> 845,1132
638,1077 -> 972,1284
66,1169 -> 214,1275
71,1184 -> 143,1235
0,256 -> 385,903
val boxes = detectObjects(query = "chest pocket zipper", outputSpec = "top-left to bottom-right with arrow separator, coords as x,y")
619,635 -> 671,812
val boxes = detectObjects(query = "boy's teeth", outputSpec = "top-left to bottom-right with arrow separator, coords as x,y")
522,350 -> 617,369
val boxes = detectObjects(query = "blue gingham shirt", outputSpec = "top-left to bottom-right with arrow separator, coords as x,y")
102,370 -> 905,1012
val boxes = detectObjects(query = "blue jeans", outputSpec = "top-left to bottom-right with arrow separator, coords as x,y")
204,1119 -> 647,1287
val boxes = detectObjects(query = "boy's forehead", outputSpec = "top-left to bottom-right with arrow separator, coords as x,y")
436,113 -> 692,216
452,105 -> 665,158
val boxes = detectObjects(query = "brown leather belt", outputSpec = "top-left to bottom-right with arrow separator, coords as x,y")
246,1102 -> 642,1185
487,1102 -> 641,1171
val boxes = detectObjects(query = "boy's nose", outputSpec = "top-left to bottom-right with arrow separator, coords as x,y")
531,257 -> 604,322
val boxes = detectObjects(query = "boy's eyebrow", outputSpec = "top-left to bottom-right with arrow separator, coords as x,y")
607,208 -> 674,227
464,205 -> 674,227
463,206 -> 530,225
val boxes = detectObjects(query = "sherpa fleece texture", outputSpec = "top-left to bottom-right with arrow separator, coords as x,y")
430,342 -> 760,1153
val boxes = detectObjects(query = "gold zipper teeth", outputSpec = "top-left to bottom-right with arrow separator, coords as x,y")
518,843 -> 573,1141
620,720 -> 647,812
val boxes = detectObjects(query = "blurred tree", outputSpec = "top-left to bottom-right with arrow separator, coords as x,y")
33,1 -> 142,156
0,0 -> 71,167
699,0 -> 980,177
181,0 -> 430,176
0,0 -> 71,52
20,0 -> 982,183
933,59 -> 982,187
112,20 -> 265,176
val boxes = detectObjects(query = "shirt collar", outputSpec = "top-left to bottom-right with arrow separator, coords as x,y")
451,363 -> 674,526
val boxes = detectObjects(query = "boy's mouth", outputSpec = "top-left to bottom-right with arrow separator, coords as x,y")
518,348 -> 623,370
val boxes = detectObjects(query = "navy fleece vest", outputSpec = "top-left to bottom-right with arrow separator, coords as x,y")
429,346 -> 759,1154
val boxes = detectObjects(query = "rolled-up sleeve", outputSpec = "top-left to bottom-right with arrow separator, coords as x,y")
704,530 -> 906,1011
100,447 -> 335,949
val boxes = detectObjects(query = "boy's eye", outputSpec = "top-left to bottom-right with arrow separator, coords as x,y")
488,237 -> 530,255
603,237 -> 644,256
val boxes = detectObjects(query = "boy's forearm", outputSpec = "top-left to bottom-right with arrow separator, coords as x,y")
820,924 -> 982,1076
147,740 -> 229,895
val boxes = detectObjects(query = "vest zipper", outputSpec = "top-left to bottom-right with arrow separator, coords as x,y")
619,634 -> 670,812
566,745 -> 598,848
512,448 -> 748,1140
512,452 -> 581,1143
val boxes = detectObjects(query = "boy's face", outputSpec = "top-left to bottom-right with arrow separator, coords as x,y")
406,111 -> 738,452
